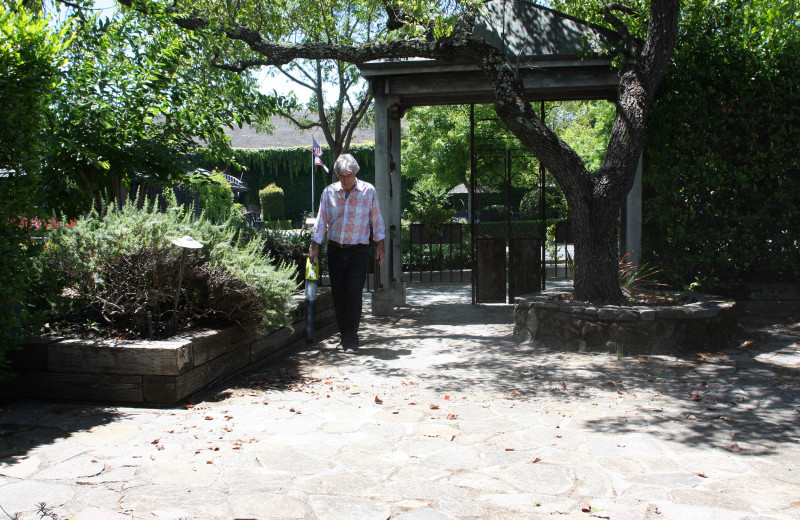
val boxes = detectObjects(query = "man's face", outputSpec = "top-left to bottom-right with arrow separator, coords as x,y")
339,170 -> 357,192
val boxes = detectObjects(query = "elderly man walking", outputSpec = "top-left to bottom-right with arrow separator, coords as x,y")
309,153 -> 385,353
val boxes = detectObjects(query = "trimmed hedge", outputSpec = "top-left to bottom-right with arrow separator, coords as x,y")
259,183 -> 285,221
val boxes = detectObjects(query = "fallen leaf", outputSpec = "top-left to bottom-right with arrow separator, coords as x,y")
726,443 -> 742,452
375,395 -> 383,404
530,457 -> 541,463
446,414 -> 457,420
210,445 -> 220,451
505,448 -> 515,451
224,425 -> 233,432
185,404 -> 194,409
409,402 -> 417,405
697,472 -> 708,478
204,416 -> 213,420
581,504 -> 592,512
430,404 -> 439,410
444,394 -> 451,400
151,439 -> 160,444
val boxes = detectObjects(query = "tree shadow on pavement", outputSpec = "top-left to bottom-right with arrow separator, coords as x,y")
0,400 -> 123,464
208,283 -> 800,456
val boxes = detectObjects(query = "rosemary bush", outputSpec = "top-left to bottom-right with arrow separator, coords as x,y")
40,198 -> 298,339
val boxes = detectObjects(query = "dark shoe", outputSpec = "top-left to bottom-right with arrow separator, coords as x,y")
343,345 -> 359,354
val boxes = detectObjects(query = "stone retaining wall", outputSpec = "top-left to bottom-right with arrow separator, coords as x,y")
514,290 -> 737,356
1,290 -> 335,405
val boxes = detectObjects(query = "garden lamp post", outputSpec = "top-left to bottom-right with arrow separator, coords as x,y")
170,235 -> 203,333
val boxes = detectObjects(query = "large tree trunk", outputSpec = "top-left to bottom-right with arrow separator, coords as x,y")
568,189 -> 625,304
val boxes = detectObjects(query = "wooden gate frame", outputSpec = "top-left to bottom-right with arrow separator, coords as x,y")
470,104 -> 547,304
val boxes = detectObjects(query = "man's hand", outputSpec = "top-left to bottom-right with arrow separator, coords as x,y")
309,242 -> 320,264
375,240 -> 386,265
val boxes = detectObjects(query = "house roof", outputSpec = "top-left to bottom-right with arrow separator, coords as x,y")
225,114 -> 375,149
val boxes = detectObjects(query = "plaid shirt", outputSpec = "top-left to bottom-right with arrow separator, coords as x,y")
311,179 -> 386,245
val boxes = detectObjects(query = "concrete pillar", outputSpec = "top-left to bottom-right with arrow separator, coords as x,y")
625,153 -> 643,266
371,82 -> 403,315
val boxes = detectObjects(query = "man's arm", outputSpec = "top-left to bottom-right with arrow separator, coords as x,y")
375,239 -> 385,265
309,241 -> 321,264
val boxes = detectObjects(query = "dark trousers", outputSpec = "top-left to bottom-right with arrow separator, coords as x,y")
327,243 -> 369,348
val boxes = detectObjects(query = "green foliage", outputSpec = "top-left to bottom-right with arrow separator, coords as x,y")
259,183 -> 285,221
402,102 -> 609,220
643,0 -> 800,288
556,101 -> 615,173
35,6 -> 289,217
183,169 -> 237,223
264,220 -> 292,230
0,2 -> 68,377
404,177 -> 456,235
218,144 -> 416,225
1,1 -> 68,175
38,197 -> 298,340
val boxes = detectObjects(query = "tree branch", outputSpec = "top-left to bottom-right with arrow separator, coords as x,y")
602,3 -> 642,58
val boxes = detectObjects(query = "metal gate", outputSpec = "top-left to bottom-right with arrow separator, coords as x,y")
470,105 -> 546,304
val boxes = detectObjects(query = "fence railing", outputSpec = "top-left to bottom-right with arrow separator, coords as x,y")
403,221 -> 574,283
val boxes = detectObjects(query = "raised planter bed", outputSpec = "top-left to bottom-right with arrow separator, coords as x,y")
513,289 -> 737,356
1,290 -> 335,405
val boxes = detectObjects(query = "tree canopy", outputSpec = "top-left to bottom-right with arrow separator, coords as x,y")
643,0 -> 800,289
116,0 -> 680,304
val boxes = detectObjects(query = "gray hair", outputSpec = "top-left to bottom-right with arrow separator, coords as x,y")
333,154 -> 360,176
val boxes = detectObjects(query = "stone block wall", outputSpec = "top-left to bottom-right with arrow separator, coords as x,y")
514,290 -> 737,356
2,290 -> 335,405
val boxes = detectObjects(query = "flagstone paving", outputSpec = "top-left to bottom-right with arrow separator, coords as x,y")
1,282 -> 799,519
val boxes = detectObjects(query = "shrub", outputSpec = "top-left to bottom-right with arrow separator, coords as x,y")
39,197 -> 298,339
259,183 -> 285,221
179,169 -> 239,224
404,178 -> 456,235
0,3 -> 67,377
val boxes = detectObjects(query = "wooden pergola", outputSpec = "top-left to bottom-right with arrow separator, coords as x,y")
360,0 -> 642,315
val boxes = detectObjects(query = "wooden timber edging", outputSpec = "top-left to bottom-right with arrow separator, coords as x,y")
513,289 -> 738,356
1,290 -> 335,405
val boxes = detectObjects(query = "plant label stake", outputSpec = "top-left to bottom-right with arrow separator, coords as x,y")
170,236 -> 203,334
304,257 -> 320,343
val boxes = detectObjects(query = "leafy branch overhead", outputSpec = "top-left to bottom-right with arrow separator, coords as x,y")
114,0 -> 680,305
